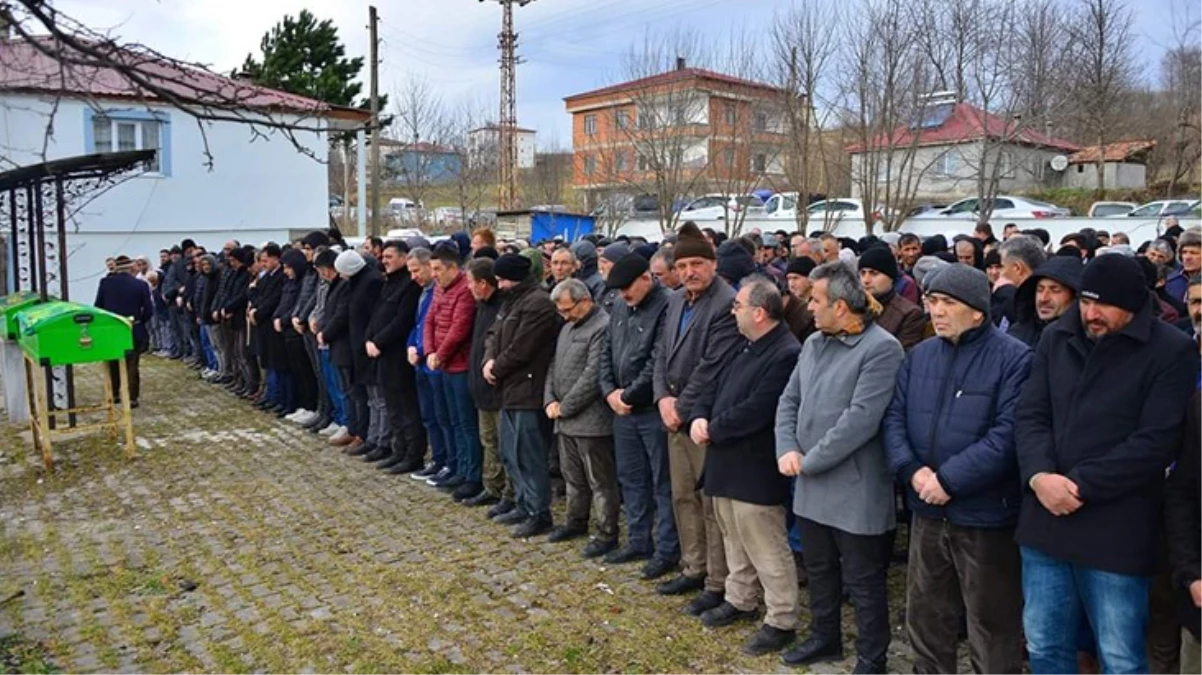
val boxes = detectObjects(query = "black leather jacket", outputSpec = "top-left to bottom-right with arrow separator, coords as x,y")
599,282 -> 669,413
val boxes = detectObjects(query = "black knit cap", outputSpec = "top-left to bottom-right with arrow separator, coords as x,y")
786,257 -> 816,277
494,253 -> 531,282
858,245 -> 900,280
1079,254 -> 1147,313
473,246 -> 499,260
606,253 -> 650,289
314,249 -> 338,269
301,231 -> 331,249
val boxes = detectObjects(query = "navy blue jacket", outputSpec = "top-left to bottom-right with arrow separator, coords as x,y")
1015,301 -> 1199,576
94,272 -> 154,347
883,323 -> 1032,528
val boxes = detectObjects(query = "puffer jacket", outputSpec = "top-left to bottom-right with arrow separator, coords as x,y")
883,323 -> 1032,528
422,272 -> 475,374
599,282 -> 669,413
545,306 -> 611,437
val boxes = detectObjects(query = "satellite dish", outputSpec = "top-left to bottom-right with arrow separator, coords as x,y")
1049,155 -> 1069,172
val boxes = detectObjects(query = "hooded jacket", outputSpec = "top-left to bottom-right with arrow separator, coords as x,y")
1006,256 -> 1083,347
572,241 -> 606,301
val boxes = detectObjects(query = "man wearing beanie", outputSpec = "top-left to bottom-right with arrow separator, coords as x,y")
599,253 -> 682,576
483,253 -> 561,538
1015,253 -> 1198,674
783,257 -> 816,343
597,242 -> 630,312
883,263 -> 1032,673
571,240 -> 605,301
1006,257 -> 1082,348
859,245 -> 927,350
333,249 -> 384,456
653,221 -> 739,613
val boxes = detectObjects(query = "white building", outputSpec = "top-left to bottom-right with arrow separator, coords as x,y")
467,124 -> 536,170
0,36 -> 369,304
1065,140 -> 1155,190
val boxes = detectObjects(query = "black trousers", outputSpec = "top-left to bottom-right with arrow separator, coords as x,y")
383,374 -> 425,461
339,366 -> 369,439
107,349 -> 142,402
283,333 -> 317,412
799,516 -> 892,666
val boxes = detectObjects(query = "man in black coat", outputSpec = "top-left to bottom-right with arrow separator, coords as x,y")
463,256 -> 514,510
250,245 -> 284,410
366,240 -> 424,472
689,276 -> 802,656
219,249 -> 252,396
94,255 -> 154,408
1007,256 -> 1083,348
1166,389 -> 1201,674
599,254 -> 680,577
316,250 -> 353,445
1015,254 -> 1199,674
335,249 -> 384,455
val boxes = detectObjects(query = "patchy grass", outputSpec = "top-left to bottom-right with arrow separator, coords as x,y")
0,634 -> 60,674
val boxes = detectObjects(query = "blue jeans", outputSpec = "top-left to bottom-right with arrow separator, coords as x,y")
613,411 -> 679,562
199,323 -> 217,370
500,409 -> 551,521
265,369 -> 279,404
427,371 -> 459,475
1022,546 -> 1150,674
441,372 -> 481,482
277,370 -> 296,412
415,368 -> 449,468
319,349 -> 346,426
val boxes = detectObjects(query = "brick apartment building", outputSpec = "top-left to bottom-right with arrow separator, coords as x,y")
563,60 -> 799,210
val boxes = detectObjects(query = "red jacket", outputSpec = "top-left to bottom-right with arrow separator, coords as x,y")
423,272 -> 475,373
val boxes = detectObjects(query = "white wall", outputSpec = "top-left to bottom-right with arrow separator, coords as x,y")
1065,162 -> 1147,190
468,128 -> 537,169
0,93 -> 328,301
850,142 -> 1063,200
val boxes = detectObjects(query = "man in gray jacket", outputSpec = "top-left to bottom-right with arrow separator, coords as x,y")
653,222 -> 740,612
544,279 -> 618,558
774,261 -> 904,675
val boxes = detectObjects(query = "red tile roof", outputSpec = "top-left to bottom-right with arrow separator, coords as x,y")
845,102 -> 1079,153
1068,140 -> 1156,164
0,37 -> 369,120
564,67 -> 785,103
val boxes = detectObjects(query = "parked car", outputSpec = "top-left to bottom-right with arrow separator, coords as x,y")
432,206 -> 464,226
1088,201 -> 1138,217
924,195 -> 1070,219
804,198 -> 897,227
676,194 -> 765,220
1163,199 -> 1201,218
1117,199 -> 1198,219
904,203 -> 948,218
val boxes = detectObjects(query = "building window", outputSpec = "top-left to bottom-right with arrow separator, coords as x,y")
616,152 -> 628,173
934,151 -> 960,177
753,111 -> 768,132
724,148 -> 734,167
583,154 -> 596,175
724,102 -> 736,125
752,153 -> 767,173
584,114 -> 597,136
615,110 -> 629,131
999,151 -> 1015,178
636,154 -> 648,172
86,109 -> 170,174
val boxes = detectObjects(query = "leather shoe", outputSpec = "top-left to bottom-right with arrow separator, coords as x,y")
347,442 -> 374,457
487,499 -> 517,519
452,481 -> 483,502
511,517 -> 553,539
546,525 -> 587,543
362,447 -> 391,462
684,590 -> 725,616
463,491 -> 500,507
604,545 -> 651,565
781,637 -> 843,668
851,657 -> 887,674
700,601 -> 758,628
656,573 -> 704,595
581,538 -> 617,559
436,475 -> 466,491
743,624 -> 795,656
386,458 -> 424,475
641,558 -> 677,580
376,454 -> 405,470
341,438 -> 365,454
493,507 -> 529,525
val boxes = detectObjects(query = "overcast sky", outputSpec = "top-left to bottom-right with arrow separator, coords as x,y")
54,0 -> 1196,148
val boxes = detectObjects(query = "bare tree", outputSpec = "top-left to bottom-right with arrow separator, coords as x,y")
1160,43 -> 1202,195
444,98 -> 496,231
1064,0 -> 1139,191
524,140 -> 573,209
386,76 -> 453,232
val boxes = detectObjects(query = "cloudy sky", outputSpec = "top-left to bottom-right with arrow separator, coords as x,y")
54,0 -> 1195,148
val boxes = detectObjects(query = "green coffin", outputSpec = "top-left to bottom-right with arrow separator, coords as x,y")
16,301 -> 133,366
1,292 -> 48,341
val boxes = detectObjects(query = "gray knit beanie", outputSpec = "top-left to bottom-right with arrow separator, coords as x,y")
924,263 -> 991,315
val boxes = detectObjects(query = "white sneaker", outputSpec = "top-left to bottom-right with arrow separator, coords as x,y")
285,409 -> 308,422
294,411 -> 319,426
319,422 -> 341,435
327,427 -> 350,445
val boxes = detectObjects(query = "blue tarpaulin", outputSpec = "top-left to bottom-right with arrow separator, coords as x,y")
530,210 -> 595,242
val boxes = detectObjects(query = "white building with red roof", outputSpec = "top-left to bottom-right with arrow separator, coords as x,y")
846,100 -> 1080,201
0,36 -> 369,302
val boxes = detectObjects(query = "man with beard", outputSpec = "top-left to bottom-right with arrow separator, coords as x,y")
1007,257 -> 1083,347
858,246 -> 926,351
366,240 -> 425,473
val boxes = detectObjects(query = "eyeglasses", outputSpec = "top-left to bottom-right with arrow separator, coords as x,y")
556,300 -> 580,317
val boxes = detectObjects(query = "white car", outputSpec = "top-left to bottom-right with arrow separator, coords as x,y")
676,194 -> 764,221
922,195 -> 1070,220
1089,201 -> 1138,217
804,198 -> 896,227
1117,199 -> 1198,219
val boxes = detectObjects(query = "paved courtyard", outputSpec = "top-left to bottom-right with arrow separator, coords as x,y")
0,357 -> 922,673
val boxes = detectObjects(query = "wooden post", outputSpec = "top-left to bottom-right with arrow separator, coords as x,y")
117,358 -> 135,458
25,355 -> 52,471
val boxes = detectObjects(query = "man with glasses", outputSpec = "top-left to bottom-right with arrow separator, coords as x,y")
544,278 -> 618,556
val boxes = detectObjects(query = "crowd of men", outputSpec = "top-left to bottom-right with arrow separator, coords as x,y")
94,216 -> 1202,675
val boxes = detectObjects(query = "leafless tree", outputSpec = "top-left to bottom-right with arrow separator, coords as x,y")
1159,13 -> 1201,196
1064,0 -> 1139,191
1,1 -> 360,170
445,97 -> 496,231
386,76 -> 453,232
524,140 -> 572,210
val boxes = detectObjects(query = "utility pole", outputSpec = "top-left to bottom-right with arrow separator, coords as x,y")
488,0 -> 533,211
368,5 -> 380,235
